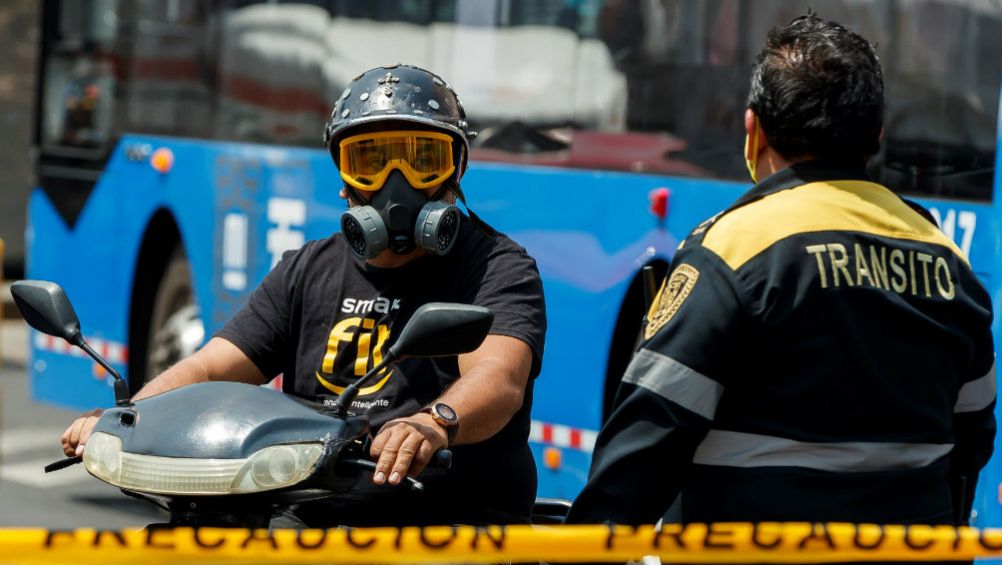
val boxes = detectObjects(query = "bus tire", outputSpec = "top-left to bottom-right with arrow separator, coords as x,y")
140,247 -> 204,390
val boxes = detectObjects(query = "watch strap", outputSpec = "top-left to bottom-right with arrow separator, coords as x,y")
444,421 -> 458,446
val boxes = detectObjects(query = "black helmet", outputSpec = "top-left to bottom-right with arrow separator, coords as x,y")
323,64 -> 476,178
324,64 -> 496,239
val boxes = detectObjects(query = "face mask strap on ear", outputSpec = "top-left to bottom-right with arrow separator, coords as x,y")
745,115 -> 761,184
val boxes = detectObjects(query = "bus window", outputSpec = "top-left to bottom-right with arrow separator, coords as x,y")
41,0 -> 120,149
56,0 -> 119,45
874,0 -> 1002,202
693,0 -> 1001,202
47,61 -> 114,147
330,0 -> 444,24
216,1 -> 329,145
427,0 -> 635,171
124,0 -> 214,138
212,0 -> 626,150
593,0 -> 747,178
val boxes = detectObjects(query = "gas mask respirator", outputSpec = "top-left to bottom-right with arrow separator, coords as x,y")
341,171 -> 462,260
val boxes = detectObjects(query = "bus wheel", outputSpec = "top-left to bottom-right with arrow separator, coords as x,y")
143,248 -> 204,388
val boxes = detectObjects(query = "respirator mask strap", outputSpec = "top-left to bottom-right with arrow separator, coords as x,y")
445,180 -> 497,239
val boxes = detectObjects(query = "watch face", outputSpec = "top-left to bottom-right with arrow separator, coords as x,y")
434,403 -> 458,424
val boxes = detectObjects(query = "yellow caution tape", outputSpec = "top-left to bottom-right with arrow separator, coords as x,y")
3,523 -> 1002,564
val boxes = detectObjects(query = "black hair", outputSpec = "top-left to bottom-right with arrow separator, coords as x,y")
747,12 -> 883,165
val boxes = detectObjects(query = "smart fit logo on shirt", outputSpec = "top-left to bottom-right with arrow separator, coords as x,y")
341,297 -> 401,314
315,296 -> 402,397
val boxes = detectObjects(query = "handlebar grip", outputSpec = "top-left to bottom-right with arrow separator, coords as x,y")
44,456 -> 83,473
339,458 -> 425,492
362,435 -> 452,470
431,449 -> 452,470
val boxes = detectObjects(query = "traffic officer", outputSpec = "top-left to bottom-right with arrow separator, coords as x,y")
567,13 -> 996,526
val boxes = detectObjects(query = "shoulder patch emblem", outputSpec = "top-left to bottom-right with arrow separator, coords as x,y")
645,263 -> 700,340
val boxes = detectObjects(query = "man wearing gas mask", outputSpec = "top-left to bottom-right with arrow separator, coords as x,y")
61,64 -> 547,527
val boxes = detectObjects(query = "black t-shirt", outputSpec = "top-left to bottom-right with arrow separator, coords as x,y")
216,219 -> 546,526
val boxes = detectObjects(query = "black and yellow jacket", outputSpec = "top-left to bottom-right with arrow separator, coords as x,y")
568,161 -> 996,526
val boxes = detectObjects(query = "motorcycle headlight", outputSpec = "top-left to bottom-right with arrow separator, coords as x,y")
231,443 -> 325,493
82,431 -> 123,481
82,432 -> 324,495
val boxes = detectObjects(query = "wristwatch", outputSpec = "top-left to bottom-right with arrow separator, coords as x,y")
422,402 -> 459,446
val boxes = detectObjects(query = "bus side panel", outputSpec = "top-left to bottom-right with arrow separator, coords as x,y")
465,164 -> 745,497
27,152 -> 149,409
25,137 -> 338,410
913,199 -> 996,525
950,88 -> 1002,526
468,164 -> 744,427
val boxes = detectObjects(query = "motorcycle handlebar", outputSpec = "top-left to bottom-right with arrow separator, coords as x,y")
337,454 -> 449,493
361,435 -> 452,470
431,449 -> 452,470
44,456 -> 83,473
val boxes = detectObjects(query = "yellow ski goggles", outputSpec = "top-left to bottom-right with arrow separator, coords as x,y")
338,130 -> 456,191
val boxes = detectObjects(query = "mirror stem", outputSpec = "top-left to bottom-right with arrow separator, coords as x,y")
77,340 -> 132,406
331,350 -> 397,417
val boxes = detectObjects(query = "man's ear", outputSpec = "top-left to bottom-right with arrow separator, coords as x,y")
340,186 -> 365,207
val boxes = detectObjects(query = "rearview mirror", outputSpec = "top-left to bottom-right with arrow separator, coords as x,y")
11,280 -> 84,346
389,303 -> 493,360
329,302 -> 494,416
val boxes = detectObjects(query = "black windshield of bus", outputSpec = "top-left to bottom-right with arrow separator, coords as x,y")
38,0 -> 1002,202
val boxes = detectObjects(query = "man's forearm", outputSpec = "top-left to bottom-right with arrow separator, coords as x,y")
446,335 -> 533,445
132,354 -> 211,401
437,366 -> 525,445
131,337 -> 268,401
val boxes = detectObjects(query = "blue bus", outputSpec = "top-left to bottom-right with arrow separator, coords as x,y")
28,0 -> 1002,523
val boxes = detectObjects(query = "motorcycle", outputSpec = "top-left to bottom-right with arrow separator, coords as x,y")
12,279 -> 505,528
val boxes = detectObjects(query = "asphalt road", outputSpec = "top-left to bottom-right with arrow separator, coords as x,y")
0,318 -> 166,527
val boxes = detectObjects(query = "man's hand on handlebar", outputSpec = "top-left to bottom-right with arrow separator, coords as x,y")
370,412 -> 447,486
61,408 -> 104,456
